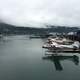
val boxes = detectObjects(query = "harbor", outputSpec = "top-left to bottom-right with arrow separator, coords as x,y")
0,35 -> 80,80
0,24 -> 80,80
0,0 -> 80,79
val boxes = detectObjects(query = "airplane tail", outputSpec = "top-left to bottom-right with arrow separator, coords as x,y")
72,41 -> 80,49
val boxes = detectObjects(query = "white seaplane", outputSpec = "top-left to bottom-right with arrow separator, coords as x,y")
42,38 -> 80,52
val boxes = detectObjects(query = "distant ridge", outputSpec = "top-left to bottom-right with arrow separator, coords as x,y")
0,23 -> 79,34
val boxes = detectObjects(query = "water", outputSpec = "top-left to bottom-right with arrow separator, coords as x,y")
0,35 -> 80,80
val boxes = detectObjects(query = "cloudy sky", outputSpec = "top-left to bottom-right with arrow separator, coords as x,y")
0,0 -> 80,27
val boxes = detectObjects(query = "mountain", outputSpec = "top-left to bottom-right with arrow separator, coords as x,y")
0,23 -> 79,35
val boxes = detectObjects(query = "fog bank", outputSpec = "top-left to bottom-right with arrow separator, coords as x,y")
0,0 -> 80,28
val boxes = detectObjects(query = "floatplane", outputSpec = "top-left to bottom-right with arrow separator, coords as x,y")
42,37 -> 80,53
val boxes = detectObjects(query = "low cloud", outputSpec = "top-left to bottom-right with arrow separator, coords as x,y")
0,0 -> 80,27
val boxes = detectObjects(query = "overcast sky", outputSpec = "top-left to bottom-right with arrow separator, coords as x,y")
0,0 -> 80,28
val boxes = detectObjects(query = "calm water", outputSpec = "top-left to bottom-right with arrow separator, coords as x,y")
0,35 -> 80,80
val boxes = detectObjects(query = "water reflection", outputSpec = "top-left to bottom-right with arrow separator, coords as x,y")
42,54 -> 79,71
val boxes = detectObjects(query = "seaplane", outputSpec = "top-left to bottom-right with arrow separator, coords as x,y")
47,37 -> 73,44
42,40 -> 80,52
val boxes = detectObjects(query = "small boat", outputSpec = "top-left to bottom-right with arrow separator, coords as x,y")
29,36 -> 46,38
29,34 -> 53,39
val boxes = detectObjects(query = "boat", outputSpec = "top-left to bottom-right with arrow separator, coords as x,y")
29,33 -> 53,39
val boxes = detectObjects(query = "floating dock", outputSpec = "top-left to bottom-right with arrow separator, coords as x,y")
45,49 -> 80,54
